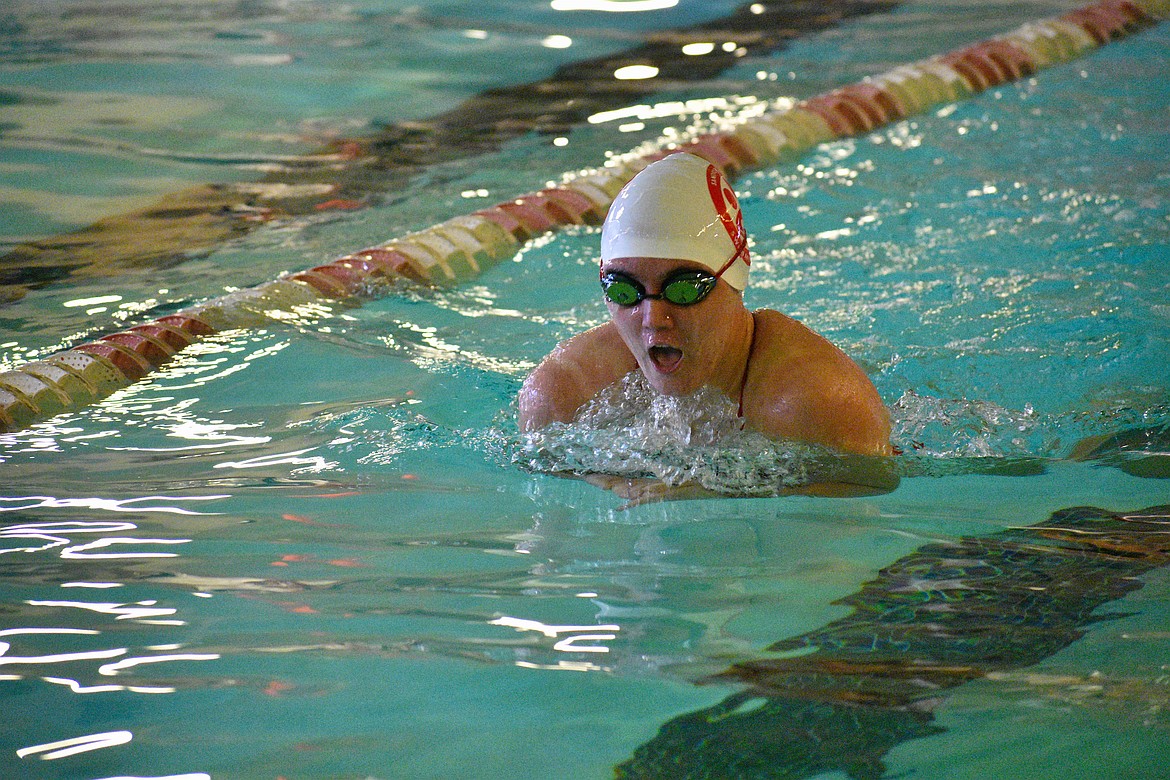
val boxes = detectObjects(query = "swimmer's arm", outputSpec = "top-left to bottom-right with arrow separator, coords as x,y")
588,453 -> 898,508
782,454 -> 900,497
583,475 -> 722,508
755,398 -> 900,497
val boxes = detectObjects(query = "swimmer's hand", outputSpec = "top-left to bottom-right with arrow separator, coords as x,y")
583,474 -> 719,508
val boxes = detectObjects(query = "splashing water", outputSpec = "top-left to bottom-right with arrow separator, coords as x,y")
513,371 -> 830,496
889,390 -> 1050,458
508,373 -> 1170,493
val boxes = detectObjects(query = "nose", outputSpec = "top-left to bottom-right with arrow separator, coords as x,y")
639,297 -> 674,329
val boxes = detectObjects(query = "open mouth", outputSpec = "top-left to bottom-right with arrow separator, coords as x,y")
647,345 -> 683,374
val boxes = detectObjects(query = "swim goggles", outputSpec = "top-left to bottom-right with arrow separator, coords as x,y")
600,268 -> 718,307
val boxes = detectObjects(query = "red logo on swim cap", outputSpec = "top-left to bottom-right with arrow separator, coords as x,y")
706,164 -> 748,267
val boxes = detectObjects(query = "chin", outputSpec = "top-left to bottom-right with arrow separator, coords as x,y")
641,367 -> 701,397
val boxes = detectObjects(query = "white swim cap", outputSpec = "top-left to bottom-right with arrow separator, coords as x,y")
600,152 -> 750,290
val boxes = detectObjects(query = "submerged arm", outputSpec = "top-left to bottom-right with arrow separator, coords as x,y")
587,450 -> 899,508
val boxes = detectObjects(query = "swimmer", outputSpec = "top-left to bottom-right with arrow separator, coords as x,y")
519,152 -> 896,501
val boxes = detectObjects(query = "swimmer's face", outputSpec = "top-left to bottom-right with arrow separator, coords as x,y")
602,256 -> 747,397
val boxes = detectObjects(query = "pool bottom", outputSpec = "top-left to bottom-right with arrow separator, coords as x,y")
616,503 -> 1170,779
2,454 -> 1168,779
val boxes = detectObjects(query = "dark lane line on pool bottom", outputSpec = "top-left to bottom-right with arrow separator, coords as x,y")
616,503 -> 1170,779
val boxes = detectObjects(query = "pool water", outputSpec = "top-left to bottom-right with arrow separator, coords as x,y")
2,1 -> 1169,778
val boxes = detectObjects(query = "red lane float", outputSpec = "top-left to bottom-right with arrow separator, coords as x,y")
129,322 -> 199,352
1,0 -> 1164,432
940,40 -> 1036,91
799,80 -> 910,136
1065,0 -> 1151,41
73,342 -> 153,381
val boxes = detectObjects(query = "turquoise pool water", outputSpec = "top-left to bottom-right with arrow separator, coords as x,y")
2,1 -> 1169,778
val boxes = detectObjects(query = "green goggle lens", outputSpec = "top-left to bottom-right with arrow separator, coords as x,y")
663,277 -> 704,304
603,278 -> 642,305
600,271 -> 716,307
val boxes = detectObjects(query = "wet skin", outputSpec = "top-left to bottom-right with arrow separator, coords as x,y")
518,256 -> 897,500
603,257 -> 756,401
522,258 -> 891,446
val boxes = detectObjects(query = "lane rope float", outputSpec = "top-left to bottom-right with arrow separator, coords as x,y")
0,0 -> 899,302
1,0 -> 1165,433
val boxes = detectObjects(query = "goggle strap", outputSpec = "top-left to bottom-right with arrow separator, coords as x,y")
713,241 -> 749,279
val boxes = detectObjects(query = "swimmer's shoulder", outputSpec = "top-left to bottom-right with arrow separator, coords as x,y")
548,322 -> 635,378
749,309 -> 849,369
518,323 -> 635,431
747,309 -> 893,456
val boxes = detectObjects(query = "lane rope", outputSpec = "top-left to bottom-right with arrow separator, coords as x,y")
1,0 -> 1164,432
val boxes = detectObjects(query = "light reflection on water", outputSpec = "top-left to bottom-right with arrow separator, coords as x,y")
0,496 -> 225,710
0,5 -> 1167,780
0,497 -> 224,516
17,731 -> 134,761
